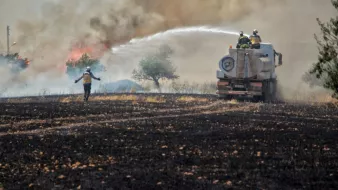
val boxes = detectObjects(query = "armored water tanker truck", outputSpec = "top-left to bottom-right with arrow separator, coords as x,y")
216,43 -> 282,102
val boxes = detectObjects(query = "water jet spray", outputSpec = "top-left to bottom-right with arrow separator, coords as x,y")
111,26 -> 249,55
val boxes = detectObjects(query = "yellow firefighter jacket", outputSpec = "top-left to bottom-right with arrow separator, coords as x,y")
249,34 -> 262,44
83,72 -> 92,84
76,71 -> 100,84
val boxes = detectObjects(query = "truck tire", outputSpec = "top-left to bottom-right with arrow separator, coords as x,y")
274,80 -> 284,103
271,79 -> 277,103
218,95 -> 232,100
261,80 -> 269,103
253,95 -> 262,102
262,80 -> 275,103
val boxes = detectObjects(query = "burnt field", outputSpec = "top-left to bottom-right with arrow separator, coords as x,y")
0,93 -> 338,189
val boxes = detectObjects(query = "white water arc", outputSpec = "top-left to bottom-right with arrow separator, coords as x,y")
110,26 -> 249,55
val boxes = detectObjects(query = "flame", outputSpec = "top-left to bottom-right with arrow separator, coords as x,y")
66,41 -> 110,65
63,41 -> 111,76
67,47 -> 94,62
24,58 -> 30,65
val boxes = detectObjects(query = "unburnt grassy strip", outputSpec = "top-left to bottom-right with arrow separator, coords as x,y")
0,101 -> 253,136
258,103 -> 338,119
0,98 -> 208,120
0,99 -> 228,134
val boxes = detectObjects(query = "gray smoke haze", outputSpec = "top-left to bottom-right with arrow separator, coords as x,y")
0,0 -> 336,100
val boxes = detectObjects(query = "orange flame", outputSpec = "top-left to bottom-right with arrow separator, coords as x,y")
68,46 -> 94,62
66,41 -> 110,64
62,41 -> 113,74
24,58 -> 30,65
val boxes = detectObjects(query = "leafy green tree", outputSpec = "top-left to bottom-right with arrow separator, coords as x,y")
307,0 -> 338,98
132,45 -> 179,92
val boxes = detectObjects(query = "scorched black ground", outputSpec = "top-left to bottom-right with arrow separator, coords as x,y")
0,94 -> 337,189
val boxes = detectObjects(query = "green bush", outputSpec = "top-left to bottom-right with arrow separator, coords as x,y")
307,0 -> 338,98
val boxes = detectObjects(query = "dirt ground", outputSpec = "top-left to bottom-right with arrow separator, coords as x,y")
0,94 -> 338,189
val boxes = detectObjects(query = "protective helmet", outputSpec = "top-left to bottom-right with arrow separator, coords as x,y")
239,31 -> 244,35
253,29 -> 258,34
86,66 -> 91,72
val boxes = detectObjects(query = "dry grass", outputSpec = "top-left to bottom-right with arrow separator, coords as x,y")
176,96 -> 209,102
6,98 -> 33,103
91,95 -> 138,101
227,99 -> 239,104
316,95 -> 338,103
283,92 -> 338,104
59,95 -> 139,103
59,96 -> 83,103
144,96 -> 166,103
59,95 -> 166,103
4,92 -> 338,105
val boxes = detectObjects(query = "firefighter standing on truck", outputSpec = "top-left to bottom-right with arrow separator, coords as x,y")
249,29 -> 262,49
236,31 -> 251,49
75,66 -> 101,102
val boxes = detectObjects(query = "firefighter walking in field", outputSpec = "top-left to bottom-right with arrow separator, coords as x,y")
75,66 -> 101,101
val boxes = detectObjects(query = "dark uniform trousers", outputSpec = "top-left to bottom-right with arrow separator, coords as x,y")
83,83 -> 91,100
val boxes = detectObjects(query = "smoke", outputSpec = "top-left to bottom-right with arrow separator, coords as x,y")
233,0 -> 336,101
0,0 -> 336,100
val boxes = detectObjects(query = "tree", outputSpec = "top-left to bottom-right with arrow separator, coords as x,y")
0,52 -> 30,72
307,0 -> 338,98
66,53 -> 103,77
66,53 -> 98,68
132,45 -> 179,92
302,71 -> 325,88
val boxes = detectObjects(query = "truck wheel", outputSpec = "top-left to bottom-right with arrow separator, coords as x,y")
262,80 -> 270,103
253,96 -> 262,102
270,79 -> 277,103
218,95 -> 232,100
275,80 -> 283,103
262,93 -> 268,103
218,95 -> 225,100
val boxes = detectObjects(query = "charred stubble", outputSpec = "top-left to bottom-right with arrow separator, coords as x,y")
0,94 -> 338,189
